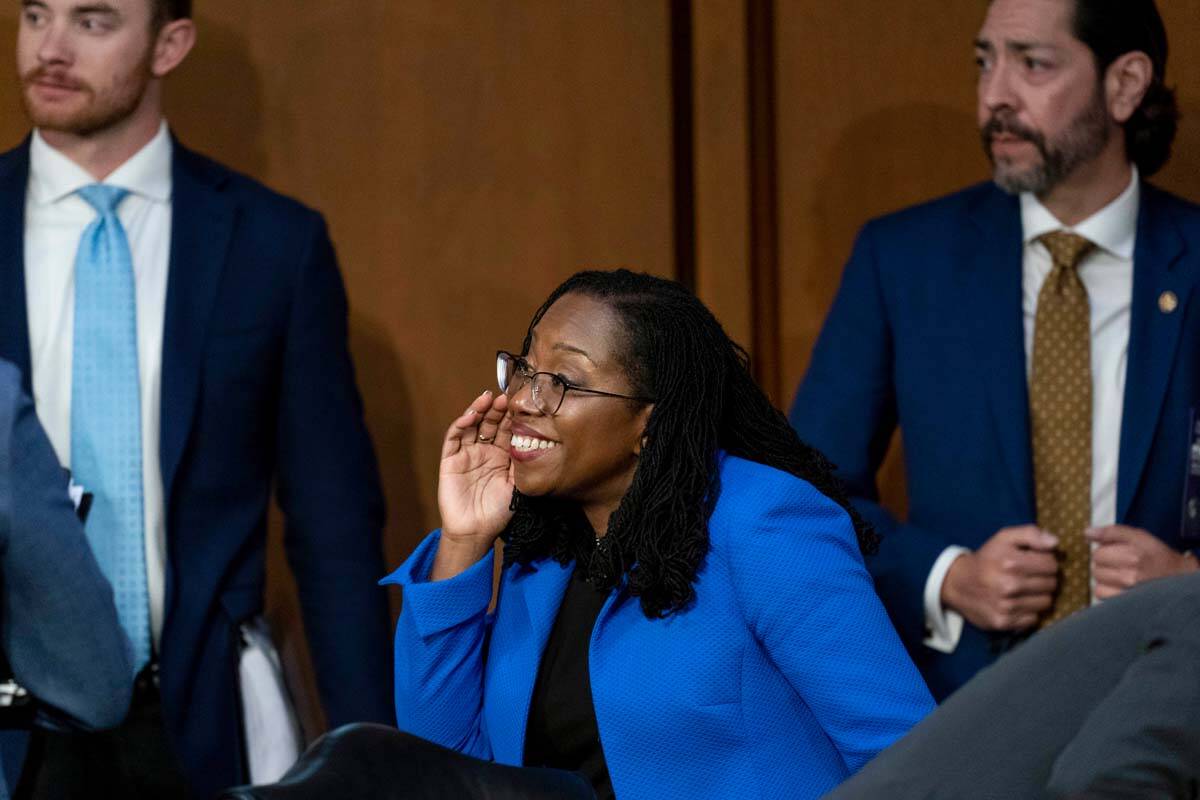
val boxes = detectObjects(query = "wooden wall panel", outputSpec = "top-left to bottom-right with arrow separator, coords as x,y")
1152,2 -> 1200,198
692,0 -> 753,349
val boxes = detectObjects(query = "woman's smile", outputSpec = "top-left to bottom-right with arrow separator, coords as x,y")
508,422 -> 560,462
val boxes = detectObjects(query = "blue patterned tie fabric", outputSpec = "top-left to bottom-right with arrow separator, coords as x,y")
71,184 -> 149,671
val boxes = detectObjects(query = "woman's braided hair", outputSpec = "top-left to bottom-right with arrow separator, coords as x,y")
501,269 -> 875,618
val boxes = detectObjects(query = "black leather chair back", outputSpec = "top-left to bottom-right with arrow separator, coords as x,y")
219,723 -> 595,800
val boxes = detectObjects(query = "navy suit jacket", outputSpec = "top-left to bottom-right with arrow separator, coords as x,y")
0,359 -> 132,798
0,138 -> 393,797
790,180 -> 1200,700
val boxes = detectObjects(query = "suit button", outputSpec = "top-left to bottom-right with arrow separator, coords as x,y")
1159,291 -> 1179,314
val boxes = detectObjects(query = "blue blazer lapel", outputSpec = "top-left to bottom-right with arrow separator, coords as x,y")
488,558 -> 573,764
0,141 -> 32,392
1117,184 -> 1192,521
159,140 -> 236,500
963,186 -> 1036,518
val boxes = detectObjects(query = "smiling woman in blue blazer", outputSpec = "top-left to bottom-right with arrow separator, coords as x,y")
384,270 -> 933,800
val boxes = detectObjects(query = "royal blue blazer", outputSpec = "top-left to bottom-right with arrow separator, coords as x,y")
384,455 -> 934,800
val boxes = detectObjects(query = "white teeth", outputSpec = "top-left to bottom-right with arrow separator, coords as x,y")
512,435 -> 558,452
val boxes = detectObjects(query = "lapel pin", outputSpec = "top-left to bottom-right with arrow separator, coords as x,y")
1159,291 -> 1179,314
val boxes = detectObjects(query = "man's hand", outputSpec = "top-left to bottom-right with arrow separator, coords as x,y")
1087,525 -> 1198,600
941,526 -> 1059,631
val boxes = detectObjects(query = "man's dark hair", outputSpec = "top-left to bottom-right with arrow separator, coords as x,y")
500,269 -> 876,619
1071,0 -> 1178,175
152,0 -> 192,27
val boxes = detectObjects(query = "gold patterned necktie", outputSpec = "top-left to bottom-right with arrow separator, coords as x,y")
1031,231 -> 1096,626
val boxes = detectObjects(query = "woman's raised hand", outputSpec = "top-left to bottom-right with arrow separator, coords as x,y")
437,390 -> 516,547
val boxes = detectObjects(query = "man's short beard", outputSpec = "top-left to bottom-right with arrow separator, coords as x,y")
19,50 -> 154,137
982,85 -> 1112,196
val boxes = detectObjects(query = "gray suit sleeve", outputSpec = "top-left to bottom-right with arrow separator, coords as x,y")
0,370 -> 133,730
1046,594 -> 1200,799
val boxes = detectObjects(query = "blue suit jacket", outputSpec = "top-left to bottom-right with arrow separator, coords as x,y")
790,180 -> 1200,700
0,360 -> 132,798
0,138 -> 393,797
384,455 -> 934,800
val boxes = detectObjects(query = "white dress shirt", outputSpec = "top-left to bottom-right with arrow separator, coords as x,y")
24,122 -> 173,650
924,168 -> 1138,652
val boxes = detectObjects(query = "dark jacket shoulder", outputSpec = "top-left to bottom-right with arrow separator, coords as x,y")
171,138 -> 327,230
862,181 -> 1010,242
1141,181 -> 1200,238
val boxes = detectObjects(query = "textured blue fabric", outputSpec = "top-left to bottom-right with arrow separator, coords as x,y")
789,181 -> 1200,700
70,184 -> 150,671
385,455 -> 935,800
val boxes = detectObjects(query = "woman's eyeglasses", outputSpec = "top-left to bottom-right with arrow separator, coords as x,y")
496,351 -> 654,416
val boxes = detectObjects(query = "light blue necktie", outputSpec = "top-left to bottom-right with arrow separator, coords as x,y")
71,184 -> 149,671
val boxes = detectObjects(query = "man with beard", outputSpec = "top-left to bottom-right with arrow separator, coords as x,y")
0,0 -> 392,797
791,0 -> 1199,701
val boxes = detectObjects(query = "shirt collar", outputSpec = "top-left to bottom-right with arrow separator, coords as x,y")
28,120 -> 173,206
1020,165 -> 1139,260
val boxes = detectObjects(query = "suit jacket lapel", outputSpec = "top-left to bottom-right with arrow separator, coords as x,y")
964,186 -> 1036,519
1117,185 -> 1192,521
0,141 -> 32,392
160,140 -> 236,500
490,558 -> 572,763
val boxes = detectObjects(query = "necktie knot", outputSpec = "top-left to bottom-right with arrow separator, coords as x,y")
1038,230 -> 1096,273
77,184 -> 130,217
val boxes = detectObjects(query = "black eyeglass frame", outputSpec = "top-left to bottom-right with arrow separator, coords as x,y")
495,350 -> 655,416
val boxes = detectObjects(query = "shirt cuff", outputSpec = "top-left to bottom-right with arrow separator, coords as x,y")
923,546 -> 970,654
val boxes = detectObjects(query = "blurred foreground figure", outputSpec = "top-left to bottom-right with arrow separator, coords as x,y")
0,359 -> 131,798
827,572 -> 1200,800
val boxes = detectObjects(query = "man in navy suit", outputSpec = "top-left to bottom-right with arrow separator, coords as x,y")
2,0 -> 392,796
0,359 -> 132,798
792,0 -> 1200,701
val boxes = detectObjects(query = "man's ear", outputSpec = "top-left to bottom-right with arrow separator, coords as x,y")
1105,51 -> 1153,125
151,18 -> 197,79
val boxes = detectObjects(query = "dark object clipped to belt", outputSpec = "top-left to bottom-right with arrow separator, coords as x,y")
0,651 -> 33,728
